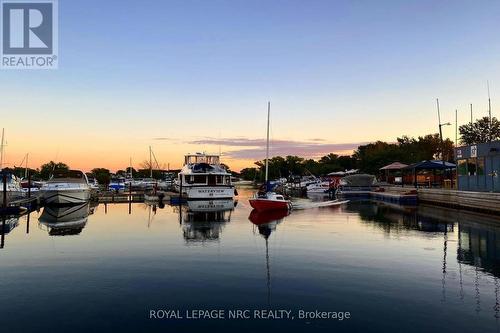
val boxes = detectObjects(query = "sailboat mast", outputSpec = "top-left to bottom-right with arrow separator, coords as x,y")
25,153 -> 29,178
0,128 -> 4,170
265,102 -> 270,183
488,81 -> 492,142
149,146 -> 153,178
129,157 -> 132,178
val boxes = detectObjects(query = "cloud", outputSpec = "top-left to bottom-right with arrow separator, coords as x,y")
152,137 -> 174,141
186,137 -> 366,160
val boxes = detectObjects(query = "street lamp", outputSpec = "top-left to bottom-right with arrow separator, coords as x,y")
437,99 -> 452,186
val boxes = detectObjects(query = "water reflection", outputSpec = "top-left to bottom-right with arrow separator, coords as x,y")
38,203 -> 92,236
458,222 -> 500,278
249,209 -> 289,307
180,199 -> 235,243
349,201 -> 454,234
0,215 -> 19,248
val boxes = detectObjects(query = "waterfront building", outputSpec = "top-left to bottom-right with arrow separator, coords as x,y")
455,141 -> 500,192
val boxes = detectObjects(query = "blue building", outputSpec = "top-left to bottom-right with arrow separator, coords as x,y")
455,141 -> 500,192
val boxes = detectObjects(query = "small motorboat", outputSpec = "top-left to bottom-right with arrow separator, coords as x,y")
249,192 -> 291,212
40,170 -> 91,205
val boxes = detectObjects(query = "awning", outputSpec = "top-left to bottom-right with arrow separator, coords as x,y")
379,162 -> 408,170
403,160 -> 456,171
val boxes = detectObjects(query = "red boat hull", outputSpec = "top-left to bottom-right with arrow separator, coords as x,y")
249,198 -> 290,212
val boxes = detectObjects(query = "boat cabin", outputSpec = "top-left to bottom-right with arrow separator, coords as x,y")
185,153 -> 221,165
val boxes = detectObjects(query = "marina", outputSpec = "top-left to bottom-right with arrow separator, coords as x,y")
0,187 -> 499,332
2,1 -> 500,332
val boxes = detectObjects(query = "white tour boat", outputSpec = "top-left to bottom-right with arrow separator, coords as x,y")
176,153 -> 235,200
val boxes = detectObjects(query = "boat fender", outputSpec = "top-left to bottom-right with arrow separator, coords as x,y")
234,188 -> 239,196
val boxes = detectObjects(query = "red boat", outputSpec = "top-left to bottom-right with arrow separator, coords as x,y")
249,192 -> 291,212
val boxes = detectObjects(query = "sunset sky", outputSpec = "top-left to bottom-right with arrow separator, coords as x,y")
1,0 -> 500,172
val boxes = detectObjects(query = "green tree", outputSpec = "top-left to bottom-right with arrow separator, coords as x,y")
40,161 -> 69,180
91,168 -> 111,185
240,167 -> 259,181
459,117 -> 500,145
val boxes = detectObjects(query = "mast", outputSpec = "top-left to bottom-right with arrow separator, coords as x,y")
25,153 -> 29,178
265,102 -> 270,183
455,109 -> 458,147
149,146 -> 153,178
470,103 -> 473,124
129,157 -> 132,178
0,128 -> 4,170
488,81 -> 492,142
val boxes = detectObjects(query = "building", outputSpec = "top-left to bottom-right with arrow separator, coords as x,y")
455,141 -> 500,192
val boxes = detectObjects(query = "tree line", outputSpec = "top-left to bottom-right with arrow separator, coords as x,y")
239,133 -> 455,180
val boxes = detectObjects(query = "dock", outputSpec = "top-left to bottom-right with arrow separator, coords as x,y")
417,188 -> 500,214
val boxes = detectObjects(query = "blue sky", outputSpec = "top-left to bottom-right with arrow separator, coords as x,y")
2,0 -> 500,170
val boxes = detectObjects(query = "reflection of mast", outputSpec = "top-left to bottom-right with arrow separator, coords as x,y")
1,215 -> 5,249
475,265 -> 481,314
494,277 -> 499,321
265,235 -> 271,307
458,229 -> 464,301
441,225 -> 448,302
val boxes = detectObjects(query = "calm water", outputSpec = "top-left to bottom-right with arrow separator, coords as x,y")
1,187 -> 499,333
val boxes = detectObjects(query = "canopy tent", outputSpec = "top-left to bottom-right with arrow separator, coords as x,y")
379,162 -> 408,171
403,160 -> 456,171
403,160 -> 456,188
379,162 -> 408,184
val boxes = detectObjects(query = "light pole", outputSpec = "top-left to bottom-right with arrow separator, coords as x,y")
437,99 -> 451,185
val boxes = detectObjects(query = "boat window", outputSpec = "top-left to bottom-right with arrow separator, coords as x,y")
193,175 -> 207,184
457,159 -> 467,176
276,196 -> 284,200
185,175 -> 194,184
225,176 -> 231,184
216,175 -> 223,184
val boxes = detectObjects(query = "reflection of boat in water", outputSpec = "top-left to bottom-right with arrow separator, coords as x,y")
187,199 -> 235,212
181,199 -> 235,243
248,208 -> 288,306
0,215 -> 19,234
38,203 -> 90,236
249,209 -> 289,226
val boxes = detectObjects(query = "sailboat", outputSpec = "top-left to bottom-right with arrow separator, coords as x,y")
249,103 -> 291,212
0,129 -> 25,204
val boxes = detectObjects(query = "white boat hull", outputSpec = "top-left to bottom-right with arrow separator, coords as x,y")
42,189 -> 91,204
183,186 -> 235,199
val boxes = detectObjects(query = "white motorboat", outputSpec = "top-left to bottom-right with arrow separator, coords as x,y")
176,153 -> 235,199
41,170 -> 91,205
306,180 -> 332,194
0,172 -> 25,204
